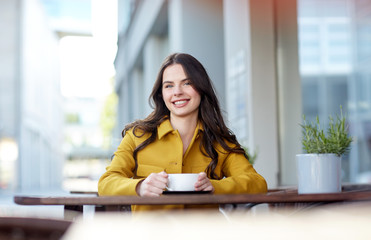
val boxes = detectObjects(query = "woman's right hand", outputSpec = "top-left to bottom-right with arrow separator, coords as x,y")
136,171 -> 168,197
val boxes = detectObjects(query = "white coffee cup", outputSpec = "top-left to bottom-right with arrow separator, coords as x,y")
166,173 -> 199,191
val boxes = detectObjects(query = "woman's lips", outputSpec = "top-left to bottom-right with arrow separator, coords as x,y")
172,100 -> 189,107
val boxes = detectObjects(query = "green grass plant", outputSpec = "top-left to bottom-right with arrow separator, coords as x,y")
300,107 -> 352,156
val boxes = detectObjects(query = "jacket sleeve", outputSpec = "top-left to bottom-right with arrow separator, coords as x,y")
98,131 -> 143,196
210,152 -> 267,194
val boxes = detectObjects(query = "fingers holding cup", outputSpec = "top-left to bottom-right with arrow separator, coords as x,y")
137,171 -> 168,197
194,172 -> 214,192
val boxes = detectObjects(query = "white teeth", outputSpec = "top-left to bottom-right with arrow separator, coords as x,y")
174,100 -> 187,105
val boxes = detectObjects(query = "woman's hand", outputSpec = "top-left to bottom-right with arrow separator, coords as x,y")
194,172 -> 214,192
136,171 -> 168,197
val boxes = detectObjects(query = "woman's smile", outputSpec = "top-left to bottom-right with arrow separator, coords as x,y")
173,99 -> 189,106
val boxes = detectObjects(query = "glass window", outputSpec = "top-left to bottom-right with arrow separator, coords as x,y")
298,0 -> 371,183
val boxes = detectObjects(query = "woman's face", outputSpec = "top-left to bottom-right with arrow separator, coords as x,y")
162,64 -> 201,120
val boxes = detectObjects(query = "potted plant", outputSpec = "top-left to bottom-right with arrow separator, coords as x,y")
296,107 -> 352,194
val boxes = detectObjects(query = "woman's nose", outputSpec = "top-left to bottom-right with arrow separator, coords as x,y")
173,85 -> 183,95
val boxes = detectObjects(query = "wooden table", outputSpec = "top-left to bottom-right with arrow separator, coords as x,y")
14,184 -> 371,213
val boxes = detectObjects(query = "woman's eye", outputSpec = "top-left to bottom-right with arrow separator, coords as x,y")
184,81 -> 192,86
164,84 -> 173,88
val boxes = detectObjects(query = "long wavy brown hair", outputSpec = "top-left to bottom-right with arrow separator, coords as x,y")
122,53 -> 248,179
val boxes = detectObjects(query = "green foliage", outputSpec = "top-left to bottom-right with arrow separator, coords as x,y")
65,113 -> 80,124
100,78 -> 118,150
300,107 -> 352,156
243,146 -> 258,165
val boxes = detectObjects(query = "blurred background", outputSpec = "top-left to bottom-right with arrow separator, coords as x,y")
0,0 -> 117,194
0,0 -> 371,196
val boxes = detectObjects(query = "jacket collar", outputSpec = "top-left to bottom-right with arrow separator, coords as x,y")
157,118 -> 204,139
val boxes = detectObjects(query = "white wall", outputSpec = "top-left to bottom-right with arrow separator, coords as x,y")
275,0 -> 302,185
224,0 -> 280,188
19,0 -> 63,190
168,0 -> 226,107
143,36 -> 169,116
0,0 -> 20,138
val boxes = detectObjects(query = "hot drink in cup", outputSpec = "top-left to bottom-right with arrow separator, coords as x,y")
166,173 -> 199,191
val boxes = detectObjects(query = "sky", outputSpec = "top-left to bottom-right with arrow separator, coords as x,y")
59,35 -> 115,98
42,0 -> 117,98
41,0 -> 92,35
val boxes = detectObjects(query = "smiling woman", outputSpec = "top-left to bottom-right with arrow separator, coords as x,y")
162,64 -> 201,124
98,53 -> 267,212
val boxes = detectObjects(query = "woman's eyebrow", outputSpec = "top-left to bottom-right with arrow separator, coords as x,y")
162,78 -> 190,84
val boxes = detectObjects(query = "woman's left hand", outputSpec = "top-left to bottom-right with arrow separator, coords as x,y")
194,172 -> 214,192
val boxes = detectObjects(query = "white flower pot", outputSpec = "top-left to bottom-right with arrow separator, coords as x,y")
296,153 -> 342,194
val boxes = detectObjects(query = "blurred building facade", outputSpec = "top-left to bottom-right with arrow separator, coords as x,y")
115,0 -> 371,187
1,0 -> 117,193
114,0 -> 290,187
298,0 -> 371,183
0,0 -> 63,191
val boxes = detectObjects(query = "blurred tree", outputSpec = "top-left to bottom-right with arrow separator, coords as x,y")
100,77 -> 118,150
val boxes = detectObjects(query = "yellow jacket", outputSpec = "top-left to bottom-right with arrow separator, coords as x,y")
98,119 -> 267,211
